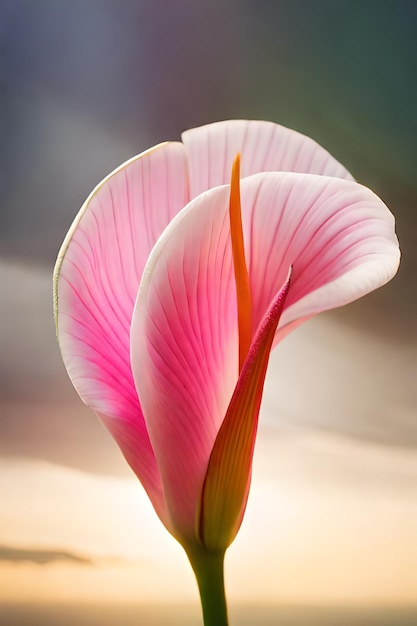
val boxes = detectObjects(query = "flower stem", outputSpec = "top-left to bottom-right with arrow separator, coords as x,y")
186,545 -> 229,626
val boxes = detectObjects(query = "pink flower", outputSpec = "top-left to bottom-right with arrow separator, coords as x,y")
54,120 -> 399,589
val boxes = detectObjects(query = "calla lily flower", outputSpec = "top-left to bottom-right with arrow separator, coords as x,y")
53,120 -> 399,625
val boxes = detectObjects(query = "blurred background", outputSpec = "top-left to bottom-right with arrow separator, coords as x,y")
1,1 -> 416,624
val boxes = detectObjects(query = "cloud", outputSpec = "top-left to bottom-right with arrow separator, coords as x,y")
0,544 -> 92,566
263,314 -> 417,449
0,260 -> 130,478
1,259 -> 417,484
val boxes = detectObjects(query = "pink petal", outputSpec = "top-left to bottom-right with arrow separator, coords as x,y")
238,172 -> 400,341
131,171 -> 399,540
182,119 -> 354,199
131,185 -> 239,542
53,142 -> 189,520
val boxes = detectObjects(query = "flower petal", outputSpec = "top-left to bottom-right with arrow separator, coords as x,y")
182,119 -> 354,199
198,275 -> 291,551
131,184 -> 239,542
237,172 -> 400,341
53,141 -> 189,519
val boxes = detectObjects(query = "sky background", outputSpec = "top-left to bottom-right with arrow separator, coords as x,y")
1,1 -> 417,624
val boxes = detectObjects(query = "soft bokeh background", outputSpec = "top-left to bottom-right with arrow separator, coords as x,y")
1,1 -> 416,624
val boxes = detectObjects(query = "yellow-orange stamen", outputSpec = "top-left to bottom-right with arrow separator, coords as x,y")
229,154 -> 252,372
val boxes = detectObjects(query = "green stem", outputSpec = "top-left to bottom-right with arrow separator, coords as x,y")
185,545 -> 229,626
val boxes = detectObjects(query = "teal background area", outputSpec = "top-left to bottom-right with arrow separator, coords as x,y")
2,0 -> 416,276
